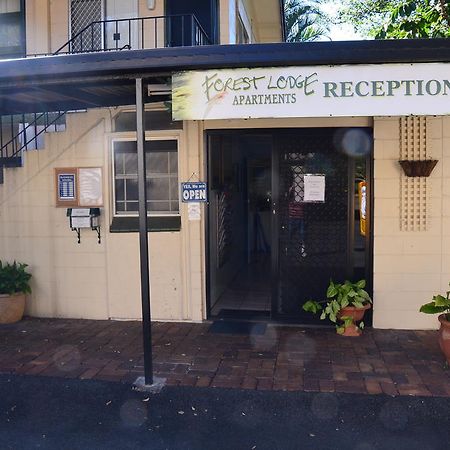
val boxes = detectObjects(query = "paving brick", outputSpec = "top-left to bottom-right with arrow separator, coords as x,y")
397,384 -> 432,397
241,376 -> 257,390
380,382 -> 399,396
257,379 -> 273,390
319,380 -> 335,393
195,376 -> 212,388
364,380 -> 382,395
80,367 -> 102,380
0,318 -> 448,398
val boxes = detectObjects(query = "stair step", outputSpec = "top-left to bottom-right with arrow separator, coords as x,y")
0,156 -> 22,168
44,123 -> 66,133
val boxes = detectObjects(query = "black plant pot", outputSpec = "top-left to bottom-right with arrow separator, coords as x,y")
399,160 -> 438,177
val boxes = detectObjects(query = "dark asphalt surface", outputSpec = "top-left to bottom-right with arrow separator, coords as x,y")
0,374 -> 449,450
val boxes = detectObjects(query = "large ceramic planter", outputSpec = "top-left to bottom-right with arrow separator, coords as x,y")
338,303 -> 371,337
438,314 -> 450,364
0,293 -> 26,324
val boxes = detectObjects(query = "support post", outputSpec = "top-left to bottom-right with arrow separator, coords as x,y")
136,77 -> 153,385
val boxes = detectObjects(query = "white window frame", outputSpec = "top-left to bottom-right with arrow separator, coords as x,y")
110,132 -> 181,218
236,0 -> 252,44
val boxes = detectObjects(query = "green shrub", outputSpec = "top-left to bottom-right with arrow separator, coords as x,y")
303,279 -> 372,334
419,283 -> 450,321
0,261 -> 32,295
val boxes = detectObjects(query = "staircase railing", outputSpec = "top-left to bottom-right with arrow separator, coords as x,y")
0,13 -> 212,182
54,14 -> 211,55
0,111 -> 66,165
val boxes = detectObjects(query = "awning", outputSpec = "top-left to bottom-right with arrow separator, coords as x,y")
1,39 -> 450,114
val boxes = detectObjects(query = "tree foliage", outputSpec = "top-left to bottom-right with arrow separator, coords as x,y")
336,0 -> 450,38
285,0 -> 330,42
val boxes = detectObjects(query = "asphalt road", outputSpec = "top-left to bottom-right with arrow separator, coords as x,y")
1,374 -> 449,450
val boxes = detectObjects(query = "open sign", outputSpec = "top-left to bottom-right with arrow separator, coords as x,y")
181,182 -> 208,203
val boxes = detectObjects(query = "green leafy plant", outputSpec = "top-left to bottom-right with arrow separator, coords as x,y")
419,283 -> 450,321
0,261 -> 32,296
303,279 -> 372,334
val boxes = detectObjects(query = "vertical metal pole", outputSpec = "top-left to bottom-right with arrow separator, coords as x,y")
136,78 -> 153,385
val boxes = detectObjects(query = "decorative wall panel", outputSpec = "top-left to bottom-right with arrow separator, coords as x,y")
400,117 -> 429,231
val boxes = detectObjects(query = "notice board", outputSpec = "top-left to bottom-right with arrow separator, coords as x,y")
55,167 -> 103,208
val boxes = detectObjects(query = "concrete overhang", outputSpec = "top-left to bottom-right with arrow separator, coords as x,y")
1,38 -> 450,114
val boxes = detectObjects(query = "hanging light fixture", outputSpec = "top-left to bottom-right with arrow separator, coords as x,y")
147,0 -> 156,10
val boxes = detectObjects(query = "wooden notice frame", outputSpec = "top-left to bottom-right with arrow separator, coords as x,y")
55,167 -> 78,207
55,167 -> 103,208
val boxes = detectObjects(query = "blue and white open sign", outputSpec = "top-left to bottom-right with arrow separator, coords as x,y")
181,182 -> 208,202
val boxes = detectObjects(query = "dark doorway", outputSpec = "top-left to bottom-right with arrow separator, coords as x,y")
207,134 -> 272,319
206,128 -> 373,324
165,0 -> 219,46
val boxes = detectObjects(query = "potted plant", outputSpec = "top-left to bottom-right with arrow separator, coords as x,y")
419,283 -> 450,365
303,279 -> 372,336
0,261 -> 32,324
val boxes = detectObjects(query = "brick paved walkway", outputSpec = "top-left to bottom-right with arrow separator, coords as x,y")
0,318 -> 449,397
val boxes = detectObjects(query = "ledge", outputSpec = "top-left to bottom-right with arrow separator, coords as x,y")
110,216 -> 181,233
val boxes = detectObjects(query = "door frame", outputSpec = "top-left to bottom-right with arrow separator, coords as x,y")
205,128 -> 374,324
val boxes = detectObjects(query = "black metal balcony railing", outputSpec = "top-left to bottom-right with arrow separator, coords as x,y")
1,14 -> 212,183
55,14 -> 211,55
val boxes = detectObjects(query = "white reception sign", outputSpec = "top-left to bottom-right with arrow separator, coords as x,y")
172,63 -> 450,120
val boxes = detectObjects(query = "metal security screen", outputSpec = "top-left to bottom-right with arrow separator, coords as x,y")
276,130 -> 350,321
70,0 -> 103,52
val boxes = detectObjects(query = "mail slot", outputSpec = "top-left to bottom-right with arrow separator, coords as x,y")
67,208 -> 100,229
67,208 -> 101,244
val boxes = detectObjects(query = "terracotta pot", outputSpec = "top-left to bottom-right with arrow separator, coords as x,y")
0,293 -> 26,324
438,314 -> 450,364
338,303 -> 371,337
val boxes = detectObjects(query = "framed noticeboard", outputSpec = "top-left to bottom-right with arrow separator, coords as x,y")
55,168 -> 78,207
55,167 -> 103,208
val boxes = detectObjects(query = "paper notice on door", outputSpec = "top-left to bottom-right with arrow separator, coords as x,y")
303,174 -> 325,202
188,203 -> 201,221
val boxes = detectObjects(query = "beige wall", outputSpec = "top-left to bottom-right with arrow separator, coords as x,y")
25,0 -> 167,55
25,0 -> 283,54
372,116 -> 450,330
1,109 -> 448,330
0,108 -> 204,322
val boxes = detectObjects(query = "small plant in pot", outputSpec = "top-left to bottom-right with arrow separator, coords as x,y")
303,280 -> 372,336
0,261 -> 32,324
419,283 -> 450,366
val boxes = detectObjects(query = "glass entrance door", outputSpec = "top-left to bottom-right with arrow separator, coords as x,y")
206,128 -> 372,324
272,129 -> 372,323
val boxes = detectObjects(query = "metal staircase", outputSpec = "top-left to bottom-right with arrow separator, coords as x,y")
0,13 -> 211,185
0,112 -> 67,184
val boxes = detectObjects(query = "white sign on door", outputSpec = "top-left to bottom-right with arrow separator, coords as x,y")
303,174 -> 325,203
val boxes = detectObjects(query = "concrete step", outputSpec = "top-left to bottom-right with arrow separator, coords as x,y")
0,156 -> 22,168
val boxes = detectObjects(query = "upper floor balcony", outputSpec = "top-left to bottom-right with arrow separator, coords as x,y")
0,0 -> 284,60
54,14 -> 211,56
